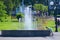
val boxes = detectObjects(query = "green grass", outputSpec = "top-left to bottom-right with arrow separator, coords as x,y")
0,22 -> 18,30
47,20 -> 55,31
46,20 -> 60,32
0,18 -> 60,32
0,21 -> 24,30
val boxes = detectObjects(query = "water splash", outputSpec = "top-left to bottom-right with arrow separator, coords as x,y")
24,5 -> 34,30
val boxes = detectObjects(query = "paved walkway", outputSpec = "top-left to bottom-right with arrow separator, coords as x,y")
0,32 -> 60,40
46,32 -> 60,40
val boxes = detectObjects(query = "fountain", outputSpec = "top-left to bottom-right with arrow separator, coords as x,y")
1,0 -> 51,37
24,5 -> 34,30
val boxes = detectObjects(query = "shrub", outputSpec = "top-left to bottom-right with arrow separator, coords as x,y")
16,12 -> 24,20
0,14 -> 8,22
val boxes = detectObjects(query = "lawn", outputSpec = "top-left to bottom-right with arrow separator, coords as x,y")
0,18 -> 60,32
0,22 -> 18,30
46,19 -> 60,32
0,18 -> 24,30
46,20 -> 55,31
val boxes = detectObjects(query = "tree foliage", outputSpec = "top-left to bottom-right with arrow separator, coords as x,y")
33,4 -> 48,12
3,0 -> 21,15
0,1 -> 7,22
0,0 -> 48,22
0,0 -> 21,22
0,1 -> 6,15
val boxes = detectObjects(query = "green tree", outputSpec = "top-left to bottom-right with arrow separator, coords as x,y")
43,6 -> 48,12
0,1 -> 7,22
3,0 -> 21,15
4,0 -> 14,15
0,0 -> 21,22
33,4 -> 48,12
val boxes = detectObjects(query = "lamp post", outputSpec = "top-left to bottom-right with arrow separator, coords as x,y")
49,1 -> 58,32
50,1 -> 54,5
54,6 -> 58,32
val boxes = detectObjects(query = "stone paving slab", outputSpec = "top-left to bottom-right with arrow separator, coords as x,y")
0,37 -> 49,40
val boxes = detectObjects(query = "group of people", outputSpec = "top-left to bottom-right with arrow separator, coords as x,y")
33,10 -> 49,17
32,10 -> 49,21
